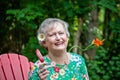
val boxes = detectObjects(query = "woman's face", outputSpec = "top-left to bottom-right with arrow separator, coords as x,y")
44,22 -> 68,52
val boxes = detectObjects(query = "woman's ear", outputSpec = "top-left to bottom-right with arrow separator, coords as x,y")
41,41 -> 47,48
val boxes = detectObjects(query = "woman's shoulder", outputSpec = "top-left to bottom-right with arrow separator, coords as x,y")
70,52 -> 84,58
69,52 -> 85,62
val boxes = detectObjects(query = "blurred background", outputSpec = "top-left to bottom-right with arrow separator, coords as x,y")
0,0 -> 120,80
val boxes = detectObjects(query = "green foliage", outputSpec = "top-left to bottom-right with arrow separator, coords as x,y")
109,19 -> 120,34
87,46 -> 120,80
6,5 -> 43,21
98,0 -> 118,12
87,17 -> 120,80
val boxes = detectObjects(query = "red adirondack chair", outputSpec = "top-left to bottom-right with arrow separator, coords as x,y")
0,53 -> 33,80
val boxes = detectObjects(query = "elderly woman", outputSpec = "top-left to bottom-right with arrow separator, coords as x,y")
28,18 -> 89,80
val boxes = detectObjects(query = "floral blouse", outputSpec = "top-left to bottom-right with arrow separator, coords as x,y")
28,53 -> 89,80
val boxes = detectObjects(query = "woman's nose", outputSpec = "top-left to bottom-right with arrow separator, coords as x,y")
55,34 -> 61,40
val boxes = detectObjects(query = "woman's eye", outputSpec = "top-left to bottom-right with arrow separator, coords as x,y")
48,33 -> 55,37
49,34 -> 54,36
59,32 -> 64,35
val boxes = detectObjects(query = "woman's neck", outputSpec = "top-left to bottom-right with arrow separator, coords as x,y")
47,51 -> 69,65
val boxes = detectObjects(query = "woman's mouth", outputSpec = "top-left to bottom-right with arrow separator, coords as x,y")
55,42 -> 64,46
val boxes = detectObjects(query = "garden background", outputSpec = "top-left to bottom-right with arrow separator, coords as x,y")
0,0 -> 120,80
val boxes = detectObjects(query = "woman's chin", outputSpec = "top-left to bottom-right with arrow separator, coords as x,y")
54,47 -> 66,51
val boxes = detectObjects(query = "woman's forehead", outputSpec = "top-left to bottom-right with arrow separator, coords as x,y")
46,22 -> 64,32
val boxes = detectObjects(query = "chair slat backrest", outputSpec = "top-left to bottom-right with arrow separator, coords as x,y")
0,53 -> 33,80
0,61 -> 6,80
19,55 -> 30,80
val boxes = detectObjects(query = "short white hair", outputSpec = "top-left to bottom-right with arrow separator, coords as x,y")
37,18 -> 70,43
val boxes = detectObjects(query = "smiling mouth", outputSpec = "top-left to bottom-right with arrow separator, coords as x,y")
55,42 -> 64,46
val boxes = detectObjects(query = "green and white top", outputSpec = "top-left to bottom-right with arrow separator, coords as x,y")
28,53 -> 89,80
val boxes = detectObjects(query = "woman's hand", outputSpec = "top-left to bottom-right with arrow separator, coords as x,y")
35,49 -> 53,80
38,62 -> 53,80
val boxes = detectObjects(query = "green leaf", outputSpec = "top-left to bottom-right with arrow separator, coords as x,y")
98,0 -> 117,12
6,9 -> 20,15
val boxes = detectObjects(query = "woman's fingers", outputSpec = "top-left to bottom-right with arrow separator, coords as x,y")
39,62 -> 54,69
38,68 -> 49,75
44,64 -> 54,69
38,63 -> 54,80
39,69 -> 49,79
39,62 -> 47,69
38,64 -> 53,74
